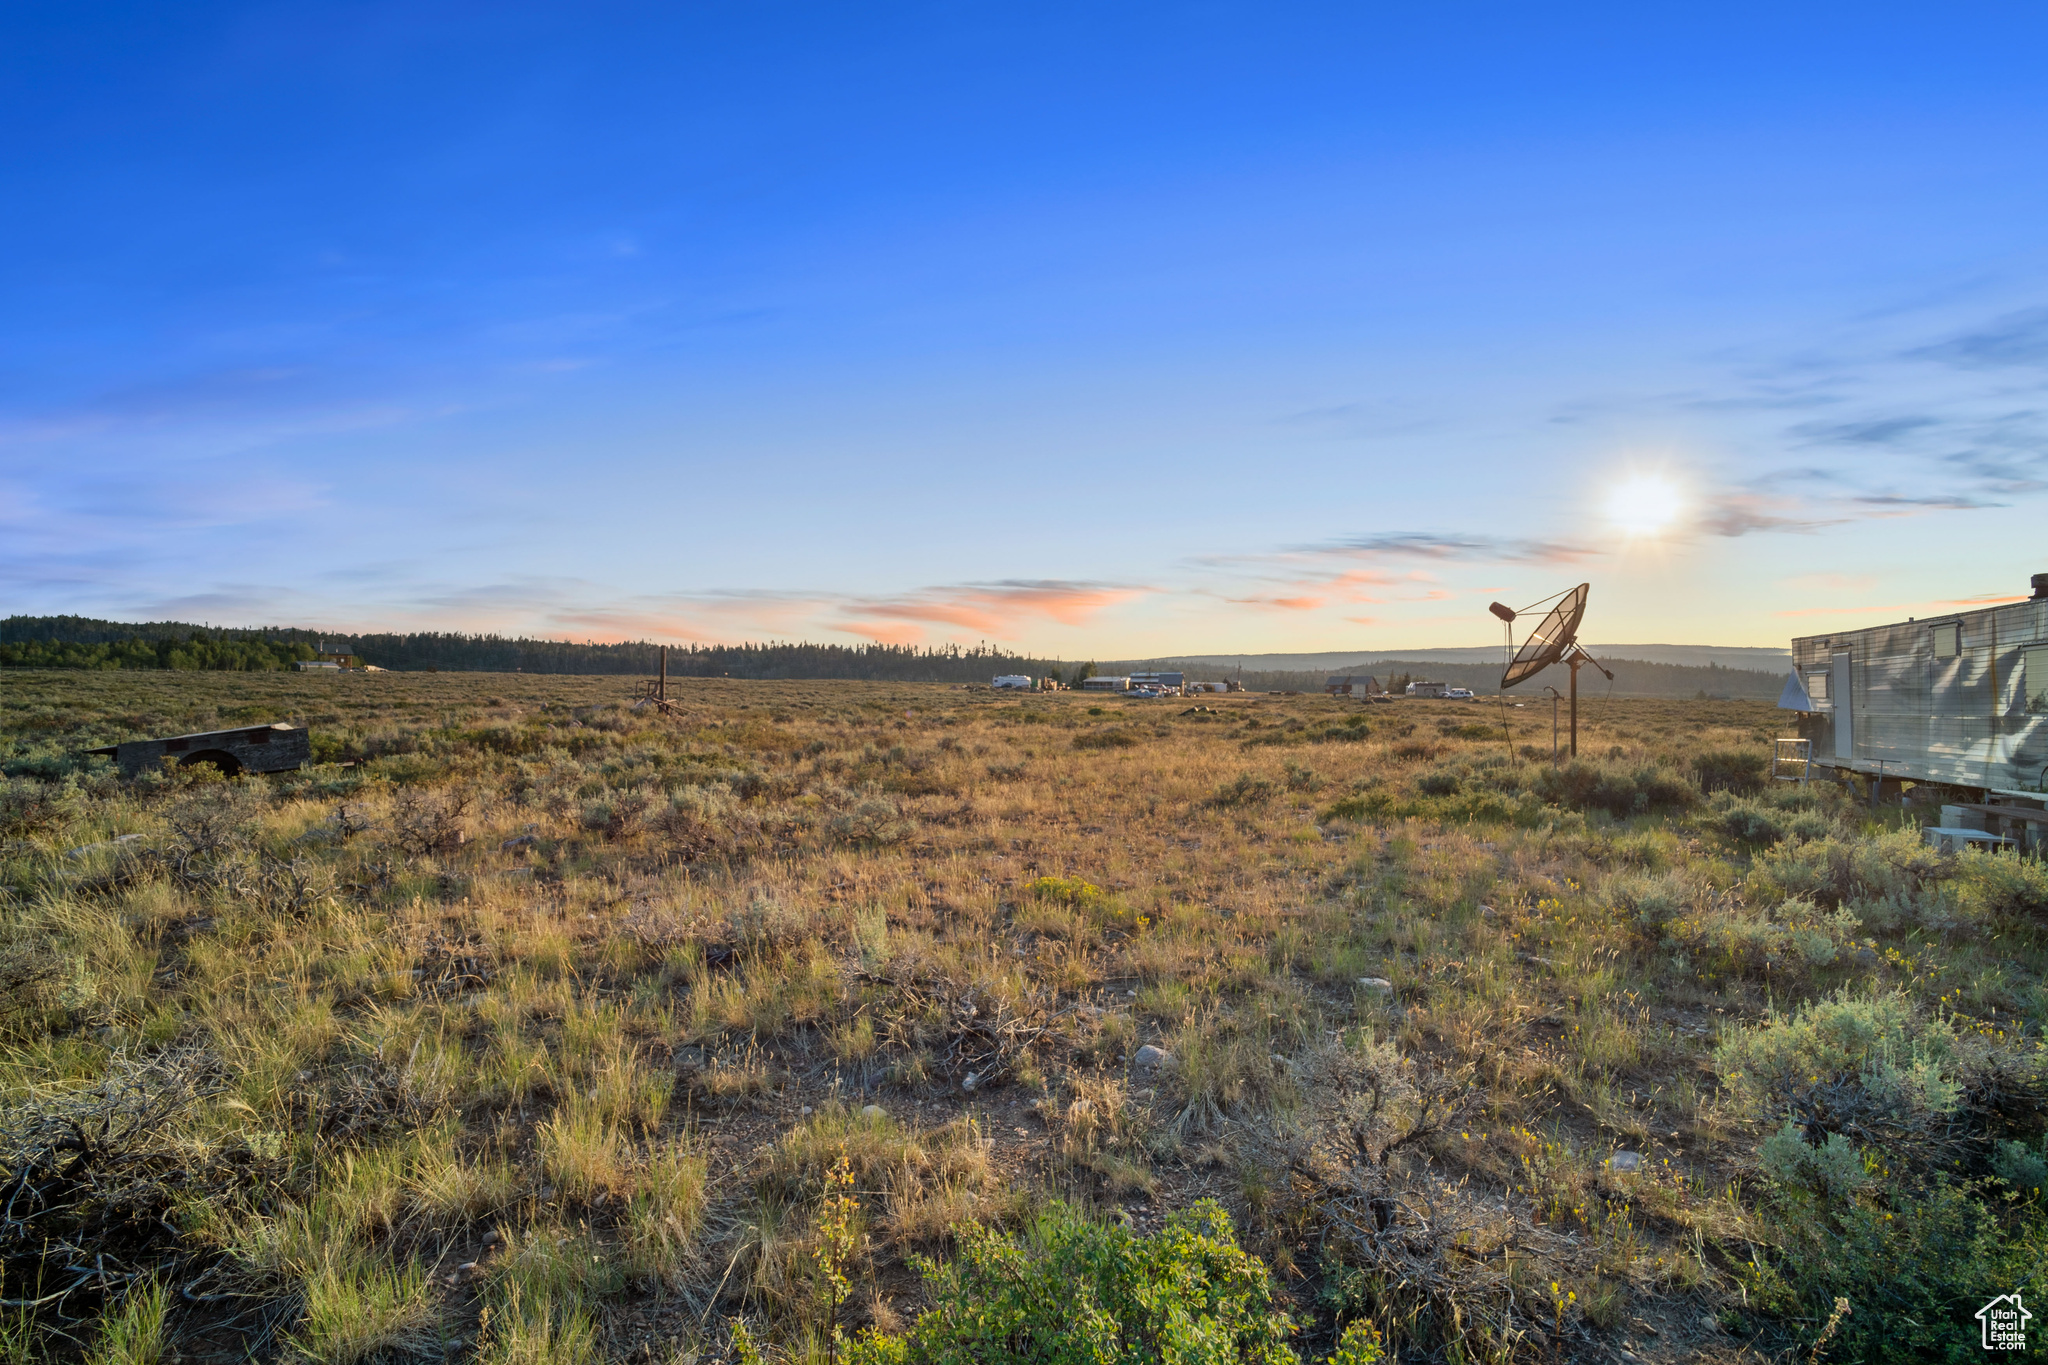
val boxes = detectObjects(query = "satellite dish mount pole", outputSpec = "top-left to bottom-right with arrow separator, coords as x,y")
1568,654 -> 1581,759
1560,644 -> 1613,758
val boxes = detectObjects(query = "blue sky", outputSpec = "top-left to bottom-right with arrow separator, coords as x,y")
6,3 -> 2048,655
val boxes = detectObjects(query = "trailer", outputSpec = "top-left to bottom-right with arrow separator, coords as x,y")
85,724 -> 312,779
1787,572 -> 2048,802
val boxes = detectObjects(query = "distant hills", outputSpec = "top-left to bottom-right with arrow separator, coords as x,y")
1,615 -> 1789,698
1102,644 -> 1791,700
1111,643 -> 1791,672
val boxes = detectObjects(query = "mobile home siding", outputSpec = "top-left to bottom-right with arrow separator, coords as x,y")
1791,596 -> 2048,794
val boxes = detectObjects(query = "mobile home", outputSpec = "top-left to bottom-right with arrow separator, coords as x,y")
1787,573 -> 2048,798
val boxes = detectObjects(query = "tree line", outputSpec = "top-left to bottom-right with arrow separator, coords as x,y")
1,616 -> 1785,696
0,617 -> 1065,681
0,634 -> 320,672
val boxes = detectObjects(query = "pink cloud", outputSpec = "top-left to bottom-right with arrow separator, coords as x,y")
1224,594 -> 1325,611
835,579 -> 1149,640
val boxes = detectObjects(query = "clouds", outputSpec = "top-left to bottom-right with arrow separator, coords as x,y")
1694,492 -> 1835,538
1911,307 -> 2048,369
361,578 -> 1154,647
1282,533 -> 1597,565
831,580 -> 1149,643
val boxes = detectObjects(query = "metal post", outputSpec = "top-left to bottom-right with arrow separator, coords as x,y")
659,645 -> 668,702
1569,657 -> 1580,758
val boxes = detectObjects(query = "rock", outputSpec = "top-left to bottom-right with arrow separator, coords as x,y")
1134,1045 -> 1172,1071
961,1072 -> 980,1092
861,1104 -> 886,1121
501,833 -> 539,852
1605,1150 -> 1642,1172
1356,977 -> 1395,993
481,1230 -> 501,1247
800,1105 -> 813,1115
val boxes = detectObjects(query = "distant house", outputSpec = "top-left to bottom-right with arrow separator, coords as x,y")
1128,671 -> 1184,695
295,660 -> 342,672
1077,676 -> 1132,692
1324,675 -> 1381,696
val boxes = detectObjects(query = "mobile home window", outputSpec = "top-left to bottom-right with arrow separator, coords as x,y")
1933,622 -> 1961,658
2027,645 -> 2048,714
1806,672 -> 1830,703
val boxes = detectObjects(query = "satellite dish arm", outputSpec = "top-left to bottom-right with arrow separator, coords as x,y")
1566,643 -> 1614,681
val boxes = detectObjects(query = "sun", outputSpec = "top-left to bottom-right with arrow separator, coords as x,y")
1605,472 -> 1686,539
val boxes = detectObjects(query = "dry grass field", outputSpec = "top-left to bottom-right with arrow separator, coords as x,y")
2,669 -> 2045,1364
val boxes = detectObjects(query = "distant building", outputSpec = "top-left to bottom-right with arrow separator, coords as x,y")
992,675 -> 1034,690
1324,675 -> 1382,696
1128,671 -> 1184,695
295,660 -> 342,671
1077,676 -> 1132,692
1405,680 -> 1451,698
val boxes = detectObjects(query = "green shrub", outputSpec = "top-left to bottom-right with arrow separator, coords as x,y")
1949,848 -> 2048,923
1664,895 -> 1862,978
1708,795 -> 1790,846
1746,828 -> 1946,912
827,797 -> 912,847
1744,1173 -> 2048,1364
1758,1123 -> 1870,1200
1073,729 -> 1141,751
1993,1138 -> 2048,1198
1310,718 -> 1372,744
1729,991 -> 2048,1360
1714,990 -> 1956,1121
1530,760 -> 1695,817
1602,871 -> 1696,931
1210,774 -> 1277,808
1412,769 -> 1462,797
840,1200 -> 1323,1365
1692,747 -> 1768,795
1321,787 -> 1552,829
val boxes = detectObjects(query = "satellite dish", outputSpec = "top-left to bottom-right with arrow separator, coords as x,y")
1491,582 -> 1612,759
1502,584 -> 1589,690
